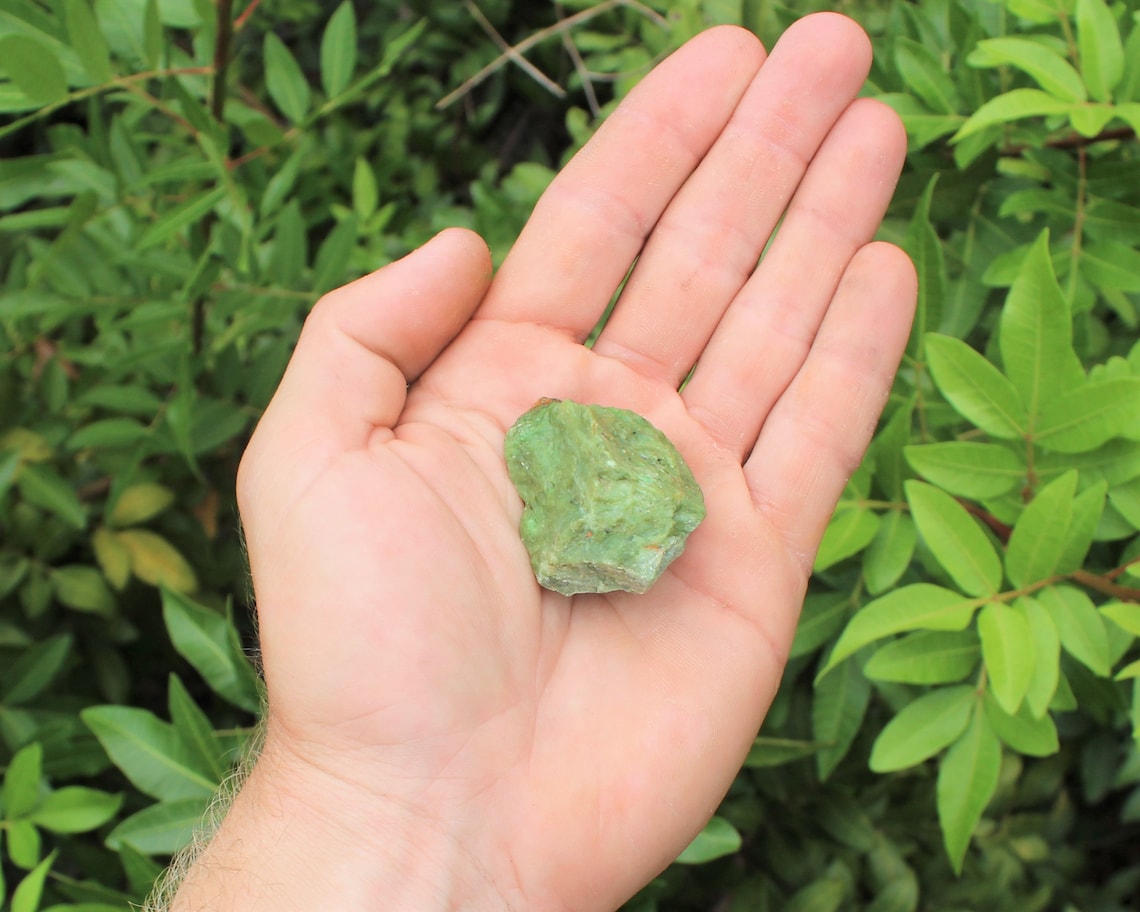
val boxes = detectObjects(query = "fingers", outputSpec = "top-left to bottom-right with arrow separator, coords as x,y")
237,229 -> 492,518
591,13 -> 874,383
476,26 -> 765,336
682,98 -> 908,455
744,242 -> 917,571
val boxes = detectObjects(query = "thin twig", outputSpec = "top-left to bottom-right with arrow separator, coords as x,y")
437,0 -> 663,109
234,0 -> 264,31
211,0 -> 235,122
558,3 -> 599,118
464,0 -> 565,100
1071,569 -> 1140,603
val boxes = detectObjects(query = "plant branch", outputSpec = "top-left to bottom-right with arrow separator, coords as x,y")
464,0 -> 566,101
1070,569 -> 1140,603
557,2 -> 600,118
211,0 -> 235,122
233,0 -> 264,31
1002,125 -> 1136,157
436,0 -> 665,110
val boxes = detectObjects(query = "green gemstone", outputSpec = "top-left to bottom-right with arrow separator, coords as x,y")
504,398 -> 706,596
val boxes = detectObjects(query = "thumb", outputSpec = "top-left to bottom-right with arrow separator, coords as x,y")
238,227 -> 492,513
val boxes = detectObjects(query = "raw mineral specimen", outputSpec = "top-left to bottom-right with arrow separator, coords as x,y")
504,398 -> 706,596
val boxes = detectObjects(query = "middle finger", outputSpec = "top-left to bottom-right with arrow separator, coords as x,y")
591,13 -> 873,385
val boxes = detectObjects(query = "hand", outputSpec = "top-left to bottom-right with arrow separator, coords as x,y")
172,13 -> 915,912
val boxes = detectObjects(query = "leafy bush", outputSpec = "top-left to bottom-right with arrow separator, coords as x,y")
2,0 -> 1140,909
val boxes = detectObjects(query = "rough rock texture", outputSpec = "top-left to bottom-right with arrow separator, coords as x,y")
504,398 -> 706,596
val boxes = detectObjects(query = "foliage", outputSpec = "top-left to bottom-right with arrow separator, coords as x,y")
1,0 -> 1140,909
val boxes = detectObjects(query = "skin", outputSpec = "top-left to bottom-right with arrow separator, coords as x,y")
171,14 -> 916,912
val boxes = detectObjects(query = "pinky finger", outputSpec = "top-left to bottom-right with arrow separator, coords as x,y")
744,242 -> 917,571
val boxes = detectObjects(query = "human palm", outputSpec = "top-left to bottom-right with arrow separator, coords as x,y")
227,14 -> 915,912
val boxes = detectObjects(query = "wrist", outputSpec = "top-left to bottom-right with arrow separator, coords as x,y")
168,729 -> 508,912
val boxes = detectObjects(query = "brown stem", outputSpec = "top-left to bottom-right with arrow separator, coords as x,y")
1002,125 -> 1135,157
211,0 -> 235,123
959,501 -> 1013,541
234,0 -> 264,31
1070,569 -> 1140,603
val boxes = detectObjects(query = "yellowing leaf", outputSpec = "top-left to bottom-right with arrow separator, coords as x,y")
109,483 -> 176,527
93,526 -> 132,590
115,530 -> 197,593
0,428 -> 53,462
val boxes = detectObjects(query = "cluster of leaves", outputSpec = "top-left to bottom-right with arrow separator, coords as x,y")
3,0 -> 1140,909
643,0 -> 1140,909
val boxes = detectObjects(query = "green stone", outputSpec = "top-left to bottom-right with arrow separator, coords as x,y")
504,398 -> 706,596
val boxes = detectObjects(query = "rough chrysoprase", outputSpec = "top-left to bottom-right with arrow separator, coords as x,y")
504,398 -> 706,596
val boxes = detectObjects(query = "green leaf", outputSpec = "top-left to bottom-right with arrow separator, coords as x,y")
999,231 -> 1078,423
65,418 -> 148,451
1023,597 -> 1062,717
872,403 -> 912,500
813,652 -> 871,780
864,630 -> 980,685
1083,241 -> 1140,292
1101,601 -> 1140,638
264,32 -> 311,123
904,178 -> 945,359
105,797 -> 209,855
979,601 -> 1035,715
81,706 -> 217,801
1005,470 -> 1077,588
905,442 -> 1025,500
1035,378 -> 1140,453
937,706 -> 1001,874
983,692 -> 1059,756
65,0 -> 114,82
906,480 -> 1002,597
161,589 -> 261,711
270,199 -> 308,288
52,564 -> 115,615
1076,0 -> 1124,101
821,584 -> 981,677
311,215 -> 359,294
0,35 -> 68,106
924,334 -> 1027,438
674,815 -> 742,864
744,737 -> 827,767
869,686 -> 975,772
814,506 -> 880,571
790,590 -> 851,659
352,156 -> 378,222
2,742 -> 44,819
29,787 -> 122,833
320,1 -> 357,97
1037,585 -> 1112,676
167,675 -> 227,783
968,37 -> 1087,102
142,0 -> 163,67
863,511 -> 917,596
135,185 -> 226,251
11,853 -> 56,912
2,634 -> 72,705
895,37 -> 958,114
8,818 -> 41,868
953,88 -> 1081,141
17,463 -> 86,529
1056,481 -> 1106,574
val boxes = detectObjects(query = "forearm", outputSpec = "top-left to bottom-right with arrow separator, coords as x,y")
153,738 -> 505,912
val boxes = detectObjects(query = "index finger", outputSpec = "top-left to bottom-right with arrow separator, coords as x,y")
476,26 -> 765,337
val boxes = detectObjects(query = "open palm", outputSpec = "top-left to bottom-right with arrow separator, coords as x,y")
225,14 -> 915,912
